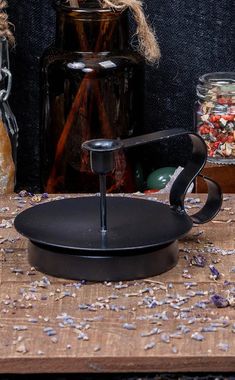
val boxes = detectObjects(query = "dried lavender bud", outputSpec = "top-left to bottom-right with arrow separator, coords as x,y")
11,268 -> 24,274
42,193 -> 49,199
16,343 -> 28,354
209,265 -> 220,280
37,350 -> 44,355
43,327 -> 57,336
140,328 -> 161,337
217,342 -> 229,352
122,323 -> 136,330
172,345 -> 178,354
211,294 -> 229,308
194,301 -> 207,309
27,318 -> 38,324
94,345 -> 101,352
176,324 -> 191,334
191,332 -> 204,341
200,325 -> 217,332
13,325 -> 28,331
190,254 -> 206,267
78,304 -> 89,310
160,333 -> 170,343
18,190 -> 29,197
77,332 -> 89,341
144,342 -> 156,350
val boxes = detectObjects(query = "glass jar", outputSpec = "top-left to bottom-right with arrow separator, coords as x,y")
195,72 -> 235,163
41,0 -> 144,193
0,37 -> 18,193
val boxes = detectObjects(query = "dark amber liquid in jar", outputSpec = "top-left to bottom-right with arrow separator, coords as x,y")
41,1 -> 144,193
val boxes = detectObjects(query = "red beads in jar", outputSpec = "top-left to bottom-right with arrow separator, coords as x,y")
195,72 -> 235,163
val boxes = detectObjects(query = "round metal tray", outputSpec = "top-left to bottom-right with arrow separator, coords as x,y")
14,196 -> 193,281
14,196 -> 193,252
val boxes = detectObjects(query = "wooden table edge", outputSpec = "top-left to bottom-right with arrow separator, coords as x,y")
0,356 -> 235,374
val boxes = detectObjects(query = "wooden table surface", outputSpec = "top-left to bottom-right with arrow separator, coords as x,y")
0,193 -> 235,374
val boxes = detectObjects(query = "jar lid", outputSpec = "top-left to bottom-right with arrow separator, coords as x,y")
197,72 -> 235,100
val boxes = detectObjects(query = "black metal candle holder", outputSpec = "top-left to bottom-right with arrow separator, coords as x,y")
14,128 -> 222,281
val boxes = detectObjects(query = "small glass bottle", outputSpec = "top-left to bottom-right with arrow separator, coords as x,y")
41,0 -> 144,193
0,37 -> 18,193
195,72 -> 235,163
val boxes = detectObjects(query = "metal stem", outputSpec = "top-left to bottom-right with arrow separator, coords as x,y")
99,174 -> 107,233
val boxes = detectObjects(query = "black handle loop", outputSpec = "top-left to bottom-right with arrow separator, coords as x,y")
122,128 -> 223,224
169,132 -> 223,224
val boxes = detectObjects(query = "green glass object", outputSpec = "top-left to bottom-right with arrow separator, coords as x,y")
134,162 -> 144,191
147,167 -> 176,190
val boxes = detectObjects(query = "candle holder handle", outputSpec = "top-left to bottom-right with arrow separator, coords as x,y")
83,128 -> 223,231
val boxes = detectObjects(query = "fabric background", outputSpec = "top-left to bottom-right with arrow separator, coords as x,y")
8,0 -> 234,190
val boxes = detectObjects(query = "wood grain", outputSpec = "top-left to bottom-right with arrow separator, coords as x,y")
195,162 -> 235,193
0,193 -> 234,373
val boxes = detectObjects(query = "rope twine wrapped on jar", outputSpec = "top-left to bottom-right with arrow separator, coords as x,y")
69,0 -> 161,63
0,0 -> 14,45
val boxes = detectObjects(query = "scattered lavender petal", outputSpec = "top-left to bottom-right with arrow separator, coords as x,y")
19,190 -> 30,197
122,323 -> 136,330
217,342 -> 230,352
172,345 -> 178,354
79,304 -> 89,310
211,294 -> 229,308
141,328 -> 161,337
77,332 -> 89,341
194,301 -> 208,309
160,333 -> 170,343
4,248 -> 14,253
94,345 -> 101,352
200,325 -> 217,333
13,326 -> 28,331
184,282 -> 198,289
209,265 -> 220,280
192,255 -> 207,267
188,317 -> 197,325
16,344 -> 28,354
43,327 -> 57,336
11,268 -> 24,275
144,342 -> 156,350
42,193 -> 49,199
191,332 -> 205,341
28,318 -> 38,324
177,324 -> 191,334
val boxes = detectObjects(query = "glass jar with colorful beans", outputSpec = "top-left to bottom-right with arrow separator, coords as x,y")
195,72 -> 235,163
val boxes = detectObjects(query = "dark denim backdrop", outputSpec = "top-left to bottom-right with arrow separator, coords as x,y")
8,0 -> 234,190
